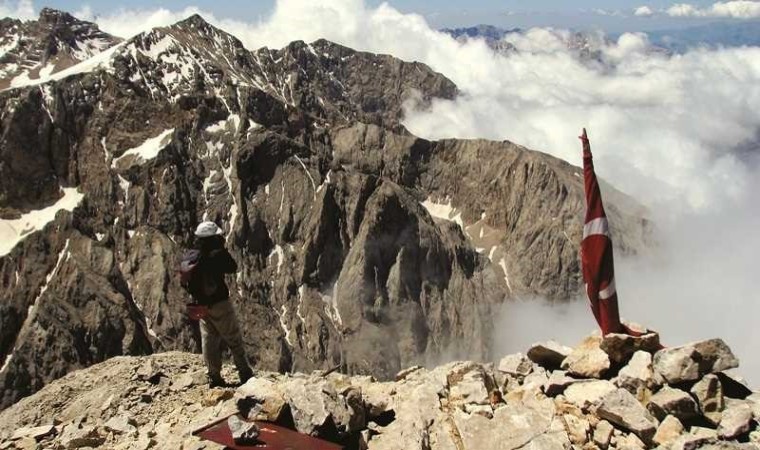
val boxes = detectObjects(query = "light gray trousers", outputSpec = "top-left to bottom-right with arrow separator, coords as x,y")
199,300 -> 251,379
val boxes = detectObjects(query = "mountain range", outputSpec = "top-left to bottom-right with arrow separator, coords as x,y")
0,9 -> 649,410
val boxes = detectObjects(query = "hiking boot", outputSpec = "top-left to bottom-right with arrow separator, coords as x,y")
238,368 -> 254,385
208,375 -> 226,388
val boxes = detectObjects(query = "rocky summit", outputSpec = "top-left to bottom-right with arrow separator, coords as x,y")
0,332 -> 757,450
0,9 -> 650,411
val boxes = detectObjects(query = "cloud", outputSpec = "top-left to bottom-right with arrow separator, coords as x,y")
634,6 -> 655,17
0,0 -> 35,20
667,1 -> 760,18
4,0 -> 760,382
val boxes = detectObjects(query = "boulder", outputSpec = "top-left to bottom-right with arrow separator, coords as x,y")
717,403 -> 753,440
104,415 -> 138,435
616,351 -> 655,400
691,374 -> 725,425
596,389 -> 657,443
449,397 -> 563,450
543,371 -> 582,397
498,353 -> 533,377
228,415 -> 259,445
564,380 -> 616,410
615,432 -> 646,450
10,425 -> 56,441
593,420 -> 614,449
448,366 -> 492,406
236,378 -> 288,422
647,386 -> 699,421
528,341 -> 573,370
653,415 -> 684,447
170,371 -> 206,391
653,339 -> 739,384
601,332 -> 661,366
564,414 -> 591,445
562,336 -> 611,379
59,425 -> 105,449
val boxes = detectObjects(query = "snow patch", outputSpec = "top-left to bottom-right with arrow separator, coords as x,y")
206,114 -> 240,133
0,189 -> 83,256
268,245 -> 285,274
279,304 -> 293,347
111,128 -> 174,168
421,198 -> 464,228
498,257 -> 513,292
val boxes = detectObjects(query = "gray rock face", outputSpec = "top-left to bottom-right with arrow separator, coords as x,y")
596,388 -> 657,443
0,9 -> 650,411
653,339 -> 739,384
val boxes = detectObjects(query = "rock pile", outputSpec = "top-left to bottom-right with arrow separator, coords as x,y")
1,332 -> 757,450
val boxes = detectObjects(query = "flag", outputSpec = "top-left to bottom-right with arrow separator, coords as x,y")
579,128 -> 623,336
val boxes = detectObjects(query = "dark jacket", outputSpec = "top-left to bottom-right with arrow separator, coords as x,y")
192,236 -> 238,306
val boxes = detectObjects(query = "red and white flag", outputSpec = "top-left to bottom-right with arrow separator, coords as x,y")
579,129 -> 623,336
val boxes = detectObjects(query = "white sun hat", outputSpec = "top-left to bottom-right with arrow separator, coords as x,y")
194,221 -> 224,238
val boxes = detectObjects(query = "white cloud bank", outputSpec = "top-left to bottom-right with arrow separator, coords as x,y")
634,6 -> 655,17
667,1 -> 760,18
2,0 -> 760,382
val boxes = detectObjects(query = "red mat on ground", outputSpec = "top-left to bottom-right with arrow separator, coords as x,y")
194,415 -> 343,450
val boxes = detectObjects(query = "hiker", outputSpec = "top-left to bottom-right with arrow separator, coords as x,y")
180,221 -> 253,387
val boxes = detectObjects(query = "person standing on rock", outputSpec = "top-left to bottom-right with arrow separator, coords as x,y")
180,221 -> 254,387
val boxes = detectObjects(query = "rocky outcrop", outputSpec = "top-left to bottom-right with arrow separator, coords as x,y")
0,335 -> 756,450
0,9 -> 650,410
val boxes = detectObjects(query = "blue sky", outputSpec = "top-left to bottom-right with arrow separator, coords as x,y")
36,0 -> 755,31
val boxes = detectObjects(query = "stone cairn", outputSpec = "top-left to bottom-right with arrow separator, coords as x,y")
3,331 -> 758,450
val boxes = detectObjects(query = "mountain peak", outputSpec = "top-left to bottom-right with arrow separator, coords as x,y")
38,7 -> 77,24
172,13 -> 214,32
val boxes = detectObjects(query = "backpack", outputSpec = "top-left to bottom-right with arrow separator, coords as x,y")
179,250 -> 220,302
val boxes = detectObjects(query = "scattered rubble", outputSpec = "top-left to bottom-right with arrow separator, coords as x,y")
0,333 -> 757,450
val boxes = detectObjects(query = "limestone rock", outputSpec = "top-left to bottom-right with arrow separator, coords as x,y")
647,386 -> 699,421
104,415 -> 137,435
717,403 -> 753,439
616,351 -> 655,400
448,365 -> 492,406
236,378 -> 287,422
228,415 -> 259,445
170,371 -> 206,391
202,389 -> 234,407
653,339 -> 739,384
593,420 -> 614,450
596,389 -> 657,443
601,332 -> 661,366
544,371 -> 582,397
528,341 -> 573,370
691,374 -> 725,425
564,414 -> 591,445
60,425 -> 105,449
564,380 -> 616,410
562,336 -> 611,379
653,415 -> 684,447
10,424 -> 56,441
498,353 -> 533,377
616,432 -> 646,450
